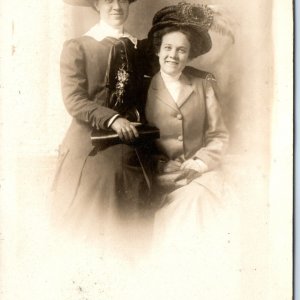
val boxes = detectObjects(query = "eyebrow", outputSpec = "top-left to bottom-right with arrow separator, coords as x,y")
162,43 -> 188,49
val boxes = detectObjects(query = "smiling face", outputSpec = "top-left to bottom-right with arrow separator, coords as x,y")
95,0 -> 129,27
157,31 -> 191,77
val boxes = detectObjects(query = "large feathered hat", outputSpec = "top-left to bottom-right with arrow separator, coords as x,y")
63,0 -> 137,7
148,2 -> 235,57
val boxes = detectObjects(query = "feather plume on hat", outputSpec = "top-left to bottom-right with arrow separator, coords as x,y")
207,4 -> 236,44
148,2 -> 235,57
175,2 -> 236,43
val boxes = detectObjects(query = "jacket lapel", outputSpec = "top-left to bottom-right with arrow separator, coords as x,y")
176,73 -> 195,108
150,73 -> 179,112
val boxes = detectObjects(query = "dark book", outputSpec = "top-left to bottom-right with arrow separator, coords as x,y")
91,124 -> 160,149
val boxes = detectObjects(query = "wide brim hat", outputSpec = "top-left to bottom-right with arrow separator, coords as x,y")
63,0 -> 136,7
148,2 -> 214,56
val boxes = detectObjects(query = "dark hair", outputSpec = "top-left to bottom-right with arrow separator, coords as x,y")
151,26 -> 205,60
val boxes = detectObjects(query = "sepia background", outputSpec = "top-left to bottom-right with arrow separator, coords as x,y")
0,0 -> 293,299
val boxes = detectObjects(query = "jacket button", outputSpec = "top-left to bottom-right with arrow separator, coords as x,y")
121,55 -> 125,60
178,135 -> 183,141
177,114 -> 183,120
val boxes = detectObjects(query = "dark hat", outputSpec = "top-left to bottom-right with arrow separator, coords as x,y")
63,0 -> 137,7
148,2 -> 214,56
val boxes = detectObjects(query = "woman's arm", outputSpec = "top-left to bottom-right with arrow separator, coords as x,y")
192,75 -> 229,171
60,39 -> 118,129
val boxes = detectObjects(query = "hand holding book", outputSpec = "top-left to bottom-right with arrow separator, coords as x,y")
110,118 -> 140,143
91,122 -> 160,150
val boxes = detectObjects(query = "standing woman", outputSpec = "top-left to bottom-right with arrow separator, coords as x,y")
51,0 -> 150,251
145,3 -> 240,299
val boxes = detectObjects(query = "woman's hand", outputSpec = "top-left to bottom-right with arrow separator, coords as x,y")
158,159 -> 181,173
111,117 -> 139,143
173,159 -> 208,185
180,159 -> 208,173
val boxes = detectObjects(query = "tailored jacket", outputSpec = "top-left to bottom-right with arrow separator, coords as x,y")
59,36 -> 144,154
145,71 -> 229,197
51,36 -> 146,209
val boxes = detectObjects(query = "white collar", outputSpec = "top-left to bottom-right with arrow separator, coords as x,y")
84,20 -> 138,48
160,70 -> 182,83
160,70 -> 183,103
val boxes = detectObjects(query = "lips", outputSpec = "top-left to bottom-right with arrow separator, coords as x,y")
166,61 -> 178,65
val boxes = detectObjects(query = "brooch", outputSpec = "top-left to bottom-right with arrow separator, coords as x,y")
115,63 -> 129,104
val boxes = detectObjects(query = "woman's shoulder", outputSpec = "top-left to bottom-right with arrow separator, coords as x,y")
62,36 -> 91,54
63,36 -> 110,49
61,36 -> 113,62
183,66 -> 216,82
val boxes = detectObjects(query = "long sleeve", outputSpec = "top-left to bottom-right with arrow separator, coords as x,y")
193,75 -> 229,170
60,39 -> 118,129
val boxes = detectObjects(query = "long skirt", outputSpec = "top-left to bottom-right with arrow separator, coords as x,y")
48,144 -> 154,299
51,143 -> 153,257
147,181 -> 242,300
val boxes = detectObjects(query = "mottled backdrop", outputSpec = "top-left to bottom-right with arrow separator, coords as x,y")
0,0 -> 293,299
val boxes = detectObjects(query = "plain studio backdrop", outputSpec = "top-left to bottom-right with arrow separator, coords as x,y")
0,0 -> 293,299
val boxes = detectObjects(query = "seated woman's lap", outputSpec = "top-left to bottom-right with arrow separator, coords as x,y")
153,181 -> 239,260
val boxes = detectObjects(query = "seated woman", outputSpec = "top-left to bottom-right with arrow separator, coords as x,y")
144,3 -> 240,299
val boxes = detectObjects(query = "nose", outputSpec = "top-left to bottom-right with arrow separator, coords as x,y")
112,0 -> 121,9
169,49 -> 178,60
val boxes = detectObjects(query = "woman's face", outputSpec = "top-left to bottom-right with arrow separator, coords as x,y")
95,0 -> 129,27
157,31 -> 191,77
